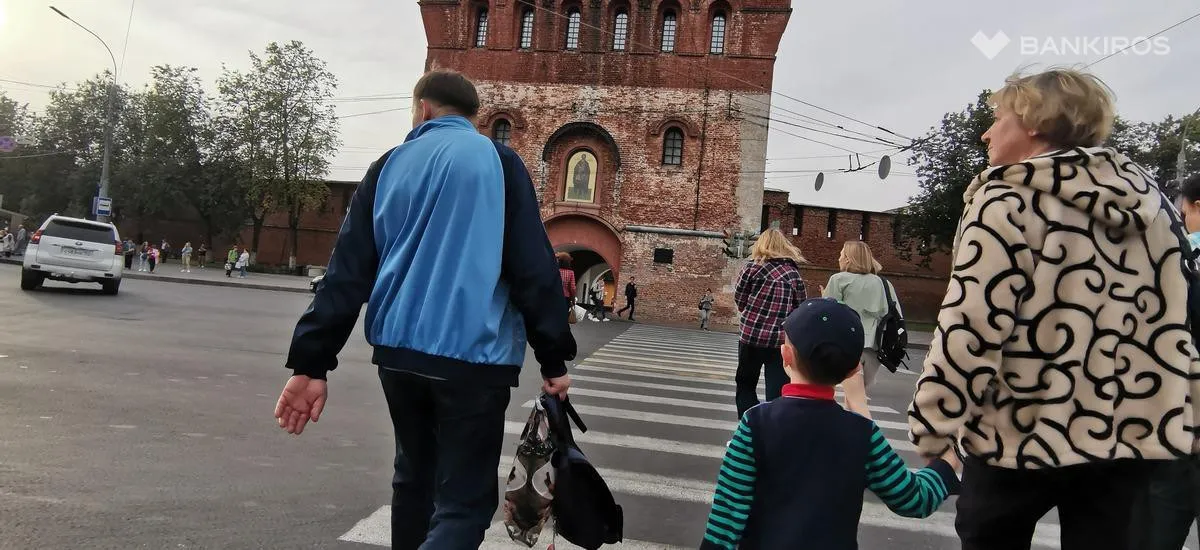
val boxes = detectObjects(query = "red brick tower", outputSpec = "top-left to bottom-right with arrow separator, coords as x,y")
420,0 -> 792,325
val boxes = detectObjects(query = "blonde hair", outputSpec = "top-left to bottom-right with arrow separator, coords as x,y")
751,228 -> 806,264
989,68 -> 1115,148
839,241 -> 881,274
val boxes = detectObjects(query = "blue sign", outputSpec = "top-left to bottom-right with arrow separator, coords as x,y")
94,196 -> 112,217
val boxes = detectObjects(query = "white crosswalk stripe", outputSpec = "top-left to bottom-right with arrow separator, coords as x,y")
337,324 -> 1061,549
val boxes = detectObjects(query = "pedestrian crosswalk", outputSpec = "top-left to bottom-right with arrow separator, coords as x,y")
338,324 -> 1063,549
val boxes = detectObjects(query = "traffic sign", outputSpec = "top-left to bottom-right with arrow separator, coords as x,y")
94,196 -> 112,217
0,136 -> 15,153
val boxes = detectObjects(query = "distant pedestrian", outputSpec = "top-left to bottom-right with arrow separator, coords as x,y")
181,242 -> 193,273
161,239 -> 171,262
138,242 -> 150,272
698,289 -> 714,330
197,244 -> 208,268
587,284 -> 609,322
236,248 -> 250,278
733,228 -> 807,418
273,69 -> 575,549
557,252 -> 576,318
225,246 -> 238,277
148,247 -> 159,273
616,276 -> 637,321
16,225 -> 27,255
0,230 -> 13,257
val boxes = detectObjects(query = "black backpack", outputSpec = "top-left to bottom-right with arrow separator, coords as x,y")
874,275 -> 910,372
540,393 -> 624,549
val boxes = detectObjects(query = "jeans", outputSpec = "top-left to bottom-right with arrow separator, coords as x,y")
618,298 -> 635,320
699,309 -> 710,329
957,456 -> 1156,550
1130,457 -> 1200,549
379,368 -> 512,550
735,342 -> 787,418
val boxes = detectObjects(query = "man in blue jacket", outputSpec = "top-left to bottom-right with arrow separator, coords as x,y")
273,70 -> 576,549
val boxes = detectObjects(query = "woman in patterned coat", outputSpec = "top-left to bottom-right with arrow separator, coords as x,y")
906,68 -> 1200,550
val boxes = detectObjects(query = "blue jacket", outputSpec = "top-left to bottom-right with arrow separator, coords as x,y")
285,116 -> 576,385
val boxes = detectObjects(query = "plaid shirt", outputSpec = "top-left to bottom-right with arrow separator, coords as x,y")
734,258 -> 807,348
560,268 -> 577,299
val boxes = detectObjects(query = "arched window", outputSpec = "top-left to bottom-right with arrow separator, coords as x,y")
660,11 -> 677,52
492,119 -> 512,146
474,8 -> 489,47
612,11 -> 629,51
519,9 -> 535,49
565,9 -> 581,50
662,128 -> 683,165
710,12 -> 726,54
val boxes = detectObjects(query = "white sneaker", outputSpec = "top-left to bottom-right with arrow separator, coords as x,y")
602,318 -> 611,322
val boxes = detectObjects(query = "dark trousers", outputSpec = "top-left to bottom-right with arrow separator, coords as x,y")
617,297 -> 635,320
379,368 -> 512,550
1130,457 -> 1200,549
734,342 -> 787,418
957,456 -> 1156,550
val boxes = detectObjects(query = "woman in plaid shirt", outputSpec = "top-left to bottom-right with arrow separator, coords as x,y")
733,229 -> 808,417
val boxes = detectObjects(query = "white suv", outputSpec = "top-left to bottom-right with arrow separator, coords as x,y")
21,215 -> 124,295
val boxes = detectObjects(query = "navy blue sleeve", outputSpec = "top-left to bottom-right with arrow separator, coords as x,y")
284,149 -> 392,380
494,142 -> 578,378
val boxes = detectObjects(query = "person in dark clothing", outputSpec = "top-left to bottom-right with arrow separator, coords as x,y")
700,298 -> 961,550
617,276 -> 637,321
274,70 -> 576,550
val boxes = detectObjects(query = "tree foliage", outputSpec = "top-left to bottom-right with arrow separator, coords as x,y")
898,91 -> 1199,262
0,41 -> 339,264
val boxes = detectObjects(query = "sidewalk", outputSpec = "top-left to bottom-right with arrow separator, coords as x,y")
0,256 -> 313,294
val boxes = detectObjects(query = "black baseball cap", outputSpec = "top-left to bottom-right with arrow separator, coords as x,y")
783,298 -> 865,375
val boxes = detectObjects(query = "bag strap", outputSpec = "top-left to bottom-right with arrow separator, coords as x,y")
877,274 -> 898,316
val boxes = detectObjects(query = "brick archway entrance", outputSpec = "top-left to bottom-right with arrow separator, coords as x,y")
547,214 -> 622,308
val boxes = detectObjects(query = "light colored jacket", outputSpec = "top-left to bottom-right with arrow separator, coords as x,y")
823,272 -> 898,350
908,147 -> 1200,469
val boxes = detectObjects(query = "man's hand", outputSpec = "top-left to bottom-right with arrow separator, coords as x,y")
274,374 -> 327,435
542,374 -> 571,397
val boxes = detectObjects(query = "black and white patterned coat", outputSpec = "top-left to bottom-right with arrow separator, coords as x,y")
908,147 -> 1200,469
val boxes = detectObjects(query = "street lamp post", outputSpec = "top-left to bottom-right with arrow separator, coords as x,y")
50,6 -> 117,223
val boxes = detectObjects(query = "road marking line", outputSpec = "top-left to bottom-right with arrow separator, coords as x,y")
337,507 -> 684,549
584,356 -> 740,377
505,420 -> 726,458
593,350 -> 737,370
108,425 -> 136,429
565,386 -> 898,415
572,374 -> 785,398
576,364 -> 761,388
608,339 -> 740,357
523,400 -> 736,431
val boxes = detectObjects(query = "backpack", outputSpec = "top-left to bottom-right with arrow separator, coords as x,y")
540,393 -> 623,550
874,275 -> 910,372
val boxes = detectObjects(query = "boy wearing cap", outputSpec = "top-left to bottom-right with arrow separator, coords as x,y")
700,298 -> 961,550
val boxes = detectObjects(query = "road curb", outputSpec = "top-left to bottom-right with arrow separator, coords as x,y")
0,257 -> 311,295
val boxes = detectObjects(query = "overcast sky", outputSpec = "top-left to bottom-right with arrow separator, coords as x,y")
3,0 -> 1197,212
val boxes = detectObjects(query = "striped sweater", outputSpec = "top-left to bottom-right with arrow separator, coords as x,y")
700,384 -> 959,549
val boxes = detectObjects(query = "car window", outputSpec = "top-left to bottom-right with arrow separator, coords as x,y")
42,220 -> 115,244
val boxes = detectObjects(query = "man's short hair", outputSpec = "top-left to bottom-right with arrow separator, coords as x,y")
413,70 -> 480,118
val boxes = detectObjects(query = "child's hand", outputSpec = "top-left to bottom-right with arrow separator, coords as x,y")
937,446 -> 963,473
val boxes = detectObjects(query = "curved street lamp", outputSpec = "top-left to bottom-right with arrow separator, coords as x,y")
50,6 -> 117,222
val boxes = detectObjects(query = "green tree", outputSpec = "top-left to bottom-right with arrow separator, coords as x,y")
897,91 -> 994,258
215,41 -> 339,266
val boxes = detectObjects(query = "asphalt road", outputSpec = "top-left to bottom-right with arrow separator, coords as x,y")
2,263 -> 1194,549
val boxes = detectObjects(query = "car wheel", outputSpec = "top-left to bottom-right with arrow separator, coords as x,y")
20,269 -> 43,291
101,279 -> 121,296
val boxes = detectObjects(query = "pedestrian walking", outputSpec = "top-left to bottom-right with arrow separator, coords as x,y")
236,248 -> 250,278
138,242 -> 149,272
225,245 -> 238,277
148,246 -> 159,273
587,284 -> 609,322
701,299 -> 961,549
16,225 -> 27,255
821,241 -> 898,419
616,276 -> 637,320
698,289 -> 714,330
907,68 -> 1199,550
273,70 -> 576,550
558,252 -> 577,320
0,229 -> 13,258
197,244 -> 208,268
732,228 -> 807,418
181,242 -> 193,273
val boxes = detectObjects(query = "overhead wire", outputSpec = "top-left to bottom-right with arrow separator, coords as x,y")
1085,10 -> 1200,68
